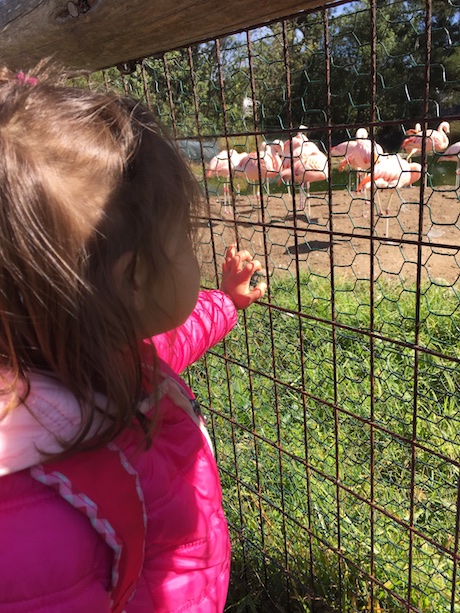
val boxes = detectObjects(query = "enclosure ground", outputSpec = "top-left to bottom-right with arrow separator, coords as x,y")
200,186 -> 460,286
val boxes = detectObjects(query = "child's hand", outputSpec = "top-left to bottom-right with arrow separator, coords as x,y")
221,244 -> 267,310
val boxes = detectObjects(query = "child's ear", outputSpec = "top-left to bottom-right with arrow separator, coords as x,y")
112,251 -> 146,313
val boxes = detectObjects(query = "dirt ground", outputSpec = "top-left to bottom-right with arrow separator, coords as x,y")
199,184 -> 460,287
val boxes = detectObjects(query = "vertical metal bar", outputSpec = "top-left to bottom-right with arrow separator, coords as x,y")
102,69 -> 110,91
321,8 -> 335,608
120,72 -> 129,96
186,45 -> 220,284
247,24 -> 291,606
369,0 -> 378,610
140,61 -> 151,109
323,7 -> 343,609
216,33 -> 263,595
186,54 -> 265,595
214,38 -> 240,246
237,28 -> 272,590
246,30 -> 266,223
162,54 -> 178,140
450,473 -> 460,612
281,21 -> 299,228
407,1 -> 432,610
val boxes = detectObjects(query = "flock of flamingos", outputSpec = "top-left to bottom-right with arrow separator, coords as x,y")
206,122 -> 460,234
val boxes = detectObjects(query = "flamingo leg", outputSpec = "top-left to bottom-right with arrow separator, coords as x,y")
382,189 -> 400,244
298,185 -> 305,212
362,185 -> 375,218
362,187 -> 369,217
382,190 -> 391,239
222,183 -> 233,218
369,188 -> 382,216
360,185 -> 382,217
304,182 -> 311,220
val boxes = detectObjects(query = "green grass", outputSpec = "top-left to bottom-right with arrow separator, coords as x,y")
189,272 -> 460,612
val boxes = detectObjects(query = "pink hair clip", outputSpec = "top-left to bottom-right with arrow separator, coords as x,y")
15,71 -> 39,86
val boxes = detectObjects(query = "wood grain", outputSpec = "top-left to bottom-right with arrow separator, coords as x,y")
0,0 -> 336,71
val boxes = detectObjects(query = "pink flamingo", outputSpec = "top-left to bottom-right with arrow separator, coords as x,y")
331,128 -> 381,191
330,128 -> 369,157
206,149 -> 246,213
357,154 -> 421,238
438,141 -> 460,189
401,121 -> 450,161
438,141 -> 460,162
270,139 -> 284,159
399,123 -> 422,158
282,126 -> 316,167
407,123 -> 422,134
233,143 -> 282,198
206,148 -> 243,178
281,127 -> 313,194
337,129 -> 384,209
338,128 -> 384,173
335,128 -> 384,214
279,148 -> 328,219
261,141 -> 283,176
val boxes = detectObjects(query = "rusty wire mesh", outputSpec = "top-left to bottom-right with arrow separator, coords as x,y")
96,0 -> 460,610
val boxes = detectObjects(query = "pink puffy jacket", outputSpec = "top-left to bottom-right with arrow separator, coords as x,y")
0,290 -> 237,612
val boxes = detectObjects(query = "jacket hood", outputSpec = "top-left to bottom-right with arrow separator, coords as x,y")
0,371 -> 102,476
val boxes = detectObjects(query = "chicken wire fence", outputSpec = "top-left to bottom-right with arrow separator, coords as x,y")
93,0 -> 460,610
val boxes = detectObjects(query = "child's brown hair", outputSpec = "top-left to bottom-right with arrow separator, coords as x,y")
0,64 -> 202,456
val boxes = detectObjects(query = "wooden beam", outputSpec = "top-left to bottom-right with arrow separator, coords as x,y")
0,0 -> 337,72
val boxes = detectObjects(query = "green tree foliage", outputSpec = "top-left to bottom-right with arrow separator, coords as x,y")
96,0 -> 459,151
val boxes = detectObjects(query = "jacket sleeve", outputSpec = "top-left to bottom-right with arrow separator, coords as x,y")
149,289 -> 238,374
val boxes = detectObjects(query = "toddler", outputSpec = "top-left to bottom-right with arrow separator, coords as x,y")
0,65 -> 266,612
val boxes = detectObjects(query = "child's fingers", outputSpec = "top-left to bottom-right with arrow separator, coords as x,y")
223,248 -> 255,275
247,282 -> 267,303
238,260 -> 262,281
222,244 -> 237,273
234,250 -> 253,265
225,243 -> 237,263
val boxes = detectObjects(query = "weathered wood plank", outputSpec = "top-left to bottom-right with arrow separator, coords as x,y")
0,0 -> 336,72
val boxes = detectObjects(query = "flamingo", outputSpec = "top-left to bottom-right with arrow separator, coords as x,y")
337,128 -> 384,204
338,128 -> 384,173
401,121 -> 450,161
330,128 -> 368,157
233,143 -> 282,198
335,128 -> 384,214
357,154 -> 422,238
282,131 -> 323,178
281,126 -> 313,194
437,141 -> 460,189
206,148 -> 244,178
282,126 -> 316,165
263,141 -> 283,195
331,128 -> 381,191
279,147 -> 328,219
270,139 -> 284,159
405,122 -> 422,136
206,148 -> 246,212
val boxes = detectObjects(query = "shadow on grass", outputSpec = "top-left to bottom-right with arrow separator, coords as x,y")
226,539 -> 338,613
